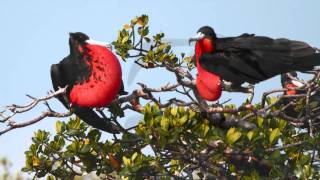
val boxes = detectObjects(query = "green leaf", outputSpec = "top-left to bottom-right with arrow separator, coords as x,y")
32,130 -> 50,144
226,128 -> 242,145
144,37 -> 151,43
123,156 -> 131,167
55,121 -> 63,134
171,108 -> 177,116
300,154 -> 311,166
161,117 -> 169,131
257,117 -> 263,128
138,27 -> 149,36
202,123 -> 209,136
79,154 -> 97,172
269,128 -> 281,144
157,44 -> 168,51
270,150 -> 281,159
80,144 -> 92,154
67,141 -> 80,153
131,152 -> 138,161
302,165 -> 313,179
52,135 -> 65,151
67,117 -> 81,130
46,175 -> 55,180
63,151 -> 75,158
278,120 -> 287,131
37,170 -> 47,178
87,129 -> 101,142
247,131 -> 254,141
266,96 -> 278,105
189,110 -> 196,119
21,166 -> 32,172
121,36 -> 129,44
179,115 -> 188,126
32,156 -> 40,167
144,104 -> 151,114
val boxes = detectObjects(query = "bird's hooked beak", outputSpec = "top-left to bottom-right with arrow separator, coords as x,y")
291,80 -> 305,87
188,32 -> 205,45
85,39 -> 112,50
286,72 -> 305,87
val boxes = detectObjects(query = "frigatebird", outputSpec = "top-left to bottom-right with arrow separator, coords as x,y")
51,32 -> 127,133
189,26 -> 320,101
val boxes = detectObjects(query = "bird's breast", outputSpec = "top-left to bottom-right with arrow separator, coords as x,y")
70,44 -> 122,107
196,70 -> 222,101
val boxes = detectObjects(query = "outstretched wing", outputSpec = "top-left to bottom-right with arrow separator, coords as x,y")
200,35 -> 319,84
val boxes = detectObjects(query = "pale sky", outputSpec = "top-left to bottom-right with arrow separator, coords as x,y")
0,0 -> 319,174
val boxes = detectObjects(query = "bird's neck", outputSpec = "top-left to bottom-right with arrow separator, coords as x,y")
195,41 -> 222,101
195,41 -> 215,73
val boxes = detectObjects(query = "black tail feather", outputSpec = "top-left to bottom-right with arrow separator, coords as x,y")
119,80 -> 128,95
73,106 -> 120,134
294,53 -> 320,71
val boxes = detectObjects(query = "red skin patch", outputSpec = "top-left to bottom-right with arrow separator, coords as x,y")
285,83 -> 297,95
196,70 -> 222,101
195,38 -> 222,101
70,44 -> 122,107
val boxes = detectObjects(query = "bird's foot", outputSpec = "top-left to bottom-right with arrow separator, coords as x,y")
222,81 -> 255,103
222,80 -> 234,92
48,90 -> 55,95
222,81 -> 254,93
244,85 -> 255,104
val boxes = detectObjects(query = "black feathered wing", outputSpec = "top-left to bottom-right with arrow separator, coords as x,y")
51,63 -> 70,108
199,35 -> 320,85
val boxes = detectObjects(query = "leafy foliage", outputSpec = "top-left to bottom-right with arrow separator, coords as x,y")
22,15 -> 320,179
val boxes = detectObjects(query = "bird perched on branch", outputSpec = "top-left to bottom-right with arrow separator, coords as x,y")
51,32 -> 127,133
281,72 -> 320,128
189,26 -> 320,101
280,72 -> 306,118
281,72 -> 305,96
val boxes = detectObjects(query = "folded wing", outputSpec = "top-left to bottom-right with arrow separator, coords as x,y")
200,35 -> 319,85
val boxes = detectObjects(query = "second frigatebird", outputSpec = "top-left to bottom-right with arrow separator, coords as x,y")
280,72 -> 320,127
189,26 -> 320,101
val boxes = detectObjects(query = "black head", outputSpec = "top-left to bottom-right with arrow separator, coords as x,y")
69,32 -> 90,44
197,26 -> 217,39
69,32 -> 90,55
189,26 -> 217,45
281,72 -> 298,87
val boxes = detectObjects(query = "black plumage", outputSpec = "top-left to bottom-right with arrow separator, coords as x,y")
50,32 -> 123,134
197,27 -> 320,86
280,72 -> 320,128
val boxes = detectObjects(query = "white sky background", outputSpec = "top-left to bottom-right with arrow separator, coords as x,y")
0,0 -> 319,174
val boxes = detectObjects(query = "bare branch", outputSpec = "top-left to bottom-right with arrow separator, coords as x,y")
0,86 -> 69,135
0,110 -> 72,135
